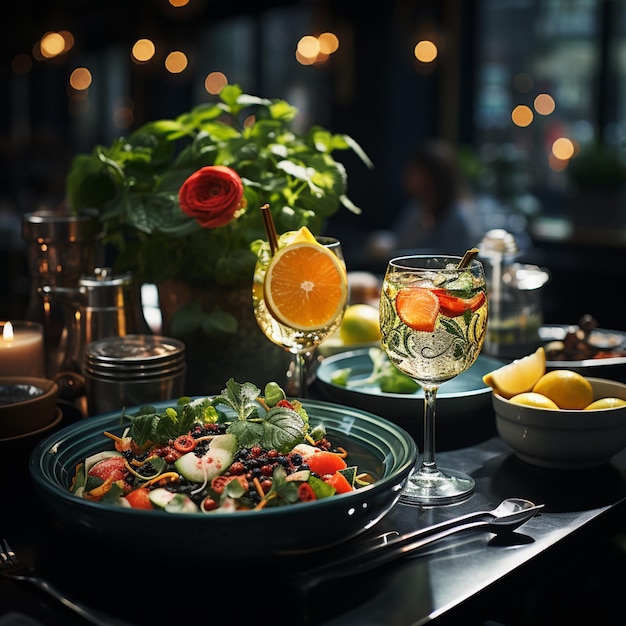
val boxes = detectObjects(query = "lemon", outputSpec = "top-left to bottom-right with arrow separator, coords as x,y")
339,304 -> 382,345
532,370 -> 593,410
584,397 -> 626,410
508,392 -> 559,409
283,226 -> 318,245
482,347 -> 546,399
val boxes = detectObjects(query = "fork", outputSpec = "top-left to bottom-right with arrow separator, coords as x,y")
0,538 -> 134,626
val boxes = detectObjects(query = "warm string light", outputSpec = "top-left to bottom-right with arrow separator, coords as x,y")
296,32 -> 339,65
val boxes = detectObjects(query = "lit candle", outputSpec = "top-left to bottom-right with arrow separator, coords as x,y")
0,321 -> 45,377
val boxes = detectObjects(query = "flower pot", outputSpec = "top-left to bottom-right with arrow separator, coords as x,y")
157,279 -> 292,396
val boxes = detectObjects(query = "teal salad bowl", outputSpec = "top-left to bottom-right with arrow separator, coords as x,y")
29,399 -> 417,558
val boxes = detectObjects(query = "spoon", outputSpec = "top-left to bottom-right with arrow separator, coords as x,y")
296,498 -> 544,591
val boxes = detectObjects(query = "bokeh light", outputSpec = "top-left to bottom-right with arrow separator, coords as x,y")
59,31 -> 75,54
40,32 -> 66,58
552,137 -> 575,160
132,39 -> 156,63
414,40 -> 438,63
204,72 -> 228,94
297,35 -> 320,64
512,104 -> 533,127
296,33 -> 339,65
69,67 -> 92,91
165,51 -> 188,73
318,32 -> 339,54
534,93 -> 556,115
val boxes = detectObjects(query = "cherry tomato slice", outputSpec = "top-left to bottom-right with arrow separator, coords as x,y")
125,487 -> 153,510
173,435 -> 196,453
276,399 -> 295,410
325,471 -> 353,494
297,482 -> 317,502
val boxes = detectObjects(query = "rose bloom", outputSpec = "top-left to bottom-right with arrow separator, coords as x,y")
179,165 -> 244,228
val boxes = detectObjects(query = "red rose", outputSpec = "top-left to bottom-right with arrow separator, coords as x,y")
179,165 -> 244,228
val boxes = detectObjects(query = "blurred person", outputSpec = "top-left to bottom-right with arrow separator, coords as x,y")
367,139 -> 483,259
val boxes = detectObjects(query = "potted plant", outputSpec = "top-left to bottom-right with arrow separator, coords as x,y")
567,142 -> 626,230
65,84 -> 372,393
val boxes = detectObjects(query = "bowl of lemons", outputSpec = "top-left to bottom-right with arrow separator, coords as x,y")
484,347 -> 626,468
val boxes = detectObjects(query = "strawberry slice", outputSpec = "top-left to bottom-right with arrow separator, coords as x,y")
433,290 -> 486,318
396,287 -> 440,332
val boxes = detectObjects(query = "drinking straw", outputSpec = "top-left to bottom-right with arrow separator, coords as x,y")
260,204 -> 279,256
457,247 -> 480,269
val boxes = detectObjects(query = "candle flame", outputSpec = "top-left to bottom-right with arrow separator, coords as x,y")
3,321 -> 14,341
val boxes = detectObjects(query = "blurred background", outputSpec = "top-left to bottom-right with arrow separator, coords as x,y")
2,0 -> 626,329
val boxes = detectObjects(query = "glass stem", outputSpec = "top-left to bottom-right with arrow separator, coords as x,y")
293,351 -> 308,399
420,385 -> 439,474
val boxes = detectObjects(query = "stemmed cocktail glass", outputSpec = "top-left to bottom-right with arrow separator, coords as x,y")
252,231 -> 347,398
379,253 -> 488,505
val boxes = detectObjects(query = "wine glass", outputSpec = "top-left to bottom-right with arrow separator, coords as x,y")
379,254 -> 488,505
252,236 -> 347,398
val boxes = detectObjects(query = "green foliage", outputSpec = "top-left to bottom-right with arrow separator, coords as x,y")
66,84 -> 373,288
125,379 -> 309,453
331,347 -> 421,394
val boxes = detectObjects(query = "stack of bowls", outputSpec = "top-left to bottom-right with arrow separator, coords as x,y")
0,377 -> 61,477
0,376 -> 60,441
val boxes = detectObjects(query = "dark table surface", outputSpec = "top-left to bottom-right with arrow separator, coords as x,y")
2,398 -> 626,626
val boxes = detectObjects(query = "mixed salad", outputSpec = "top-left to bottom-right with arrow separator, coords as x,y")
330,347 -> 421,394
71,379 -> 372,513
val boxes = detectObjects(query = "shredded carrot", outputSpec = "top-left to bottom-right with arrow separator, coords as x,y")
253,476 -> 265,498
70,463 -> 83,491
140,471 -> 181,488
254,492 -> 278,510
85,477 -> 124,500
256,397 -> 270,411
334,446 -> 348,458
194,435 -> 216,443
103,431 -> 125,443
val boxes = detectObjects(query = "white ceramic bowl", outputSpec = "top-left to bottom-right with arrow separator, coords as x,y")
0,377 -> 59,438
493,377 -> 626,469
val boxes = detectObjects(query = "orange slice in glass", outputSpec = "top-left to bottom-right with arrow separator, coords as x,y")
263,241 -> 347,331
396,287 -> 440,332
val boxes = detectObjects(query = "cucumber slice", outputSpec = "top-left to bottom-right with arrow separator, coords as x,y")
285,469 -> 311,482
174,434 -> 238,483
148,487 -> 176,509
208,433 -> 238,452
149,488 -> 198,513
165,495 -> 199,514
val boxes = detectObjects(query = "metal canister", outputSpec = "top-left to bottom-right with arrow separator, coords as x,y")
21,209 -> 104,377
478,229 -> 550,359
44,267 -> 149,375
83,334 -> 186,416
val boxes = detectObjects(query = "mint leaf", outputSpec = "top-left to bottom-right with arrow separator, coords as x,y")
259,407 -> 306,453
212,378 -> 263,421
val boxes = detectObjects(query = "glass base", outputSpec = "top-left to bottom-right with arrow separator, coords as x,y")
399,466 -> 475,506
